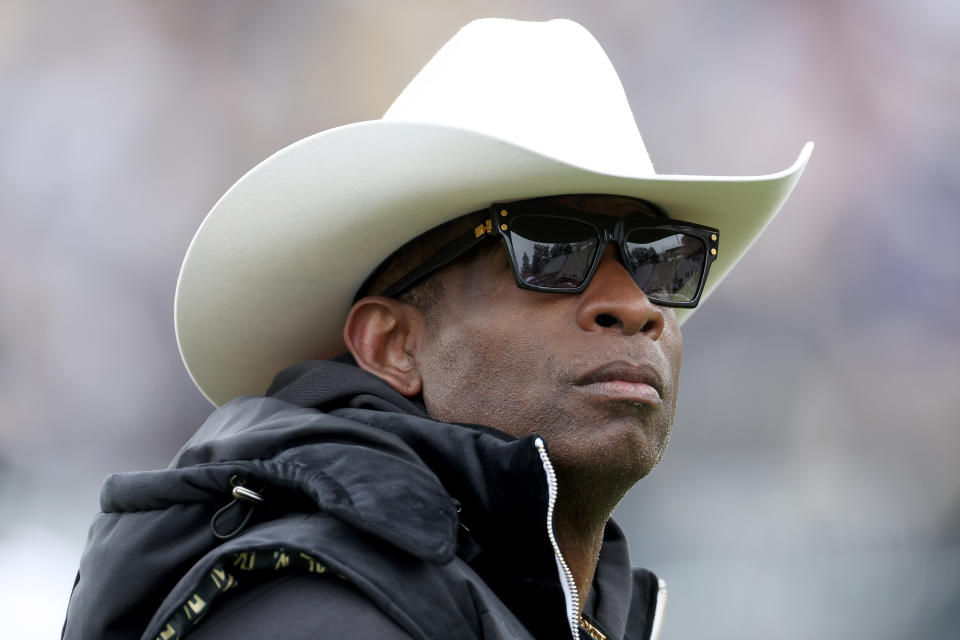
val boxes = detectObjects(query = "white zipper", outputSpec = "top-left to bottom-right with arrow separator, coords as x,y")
649,578 -> 668,640
534,437 -> 580,640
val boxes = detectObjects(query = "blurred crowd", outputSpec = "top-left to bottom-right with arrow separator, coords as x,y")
1,1 -> 957,637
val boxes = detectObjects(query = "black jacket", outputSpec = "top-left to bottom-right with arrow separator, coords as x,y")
63,359 -> 665,640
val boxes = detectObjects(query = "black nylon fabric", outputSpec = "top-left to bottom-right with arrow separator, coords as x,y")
62,358 -> 660,640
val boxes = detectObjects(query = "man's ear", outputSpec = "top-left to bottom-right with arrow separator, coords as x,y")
343,296 -> 424,397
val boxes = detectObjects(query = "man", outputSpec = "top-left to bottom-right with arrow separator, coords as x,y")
63,18 -> 811,640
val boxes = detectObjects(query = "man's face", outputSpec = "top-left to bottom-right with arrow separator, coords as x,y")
413,197 -> 684,484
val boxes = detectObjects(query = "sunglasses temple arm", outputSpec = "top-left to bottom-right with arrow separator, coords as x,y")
379,225 -> 493,299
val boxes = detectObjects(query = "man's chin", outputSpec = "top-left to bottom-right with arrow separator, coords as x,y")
554,425 -> 672,487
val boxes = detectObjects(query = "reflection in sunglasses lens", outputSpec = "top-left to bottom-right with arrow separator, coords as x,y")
625,230 -> 705,302
510,217 -> 598,289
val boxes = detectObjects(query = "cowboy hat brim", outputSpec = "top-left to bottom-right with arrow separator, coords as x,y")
175,119 -> 812,406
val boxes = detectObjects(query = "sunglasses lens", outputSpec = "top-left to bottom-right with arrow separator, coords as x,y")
509,216 -> 599,289
624,230 -> 706,302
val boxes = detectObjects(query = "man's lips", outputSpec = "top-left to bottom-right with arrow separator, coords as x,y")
573,361 -> 664,404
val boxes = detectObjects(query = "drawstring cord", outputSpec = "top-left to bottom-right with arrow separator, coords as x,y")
210,475 -> 266,540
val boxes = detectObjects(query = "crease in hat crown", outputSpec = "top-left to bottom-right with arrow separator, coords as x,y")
383,18 -> 655,177
175,17 -> 812,406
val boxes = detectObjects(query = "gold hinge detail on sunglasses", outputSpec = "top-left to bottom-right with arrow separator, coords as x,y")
474,219 -> 493,238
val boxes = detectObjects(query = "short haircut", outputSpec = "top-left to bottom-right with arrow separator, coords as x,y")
356,208 -> 496,318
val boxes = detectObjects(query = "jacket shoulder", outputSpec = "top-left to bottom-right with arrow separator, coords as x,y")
187,572 -> 413,639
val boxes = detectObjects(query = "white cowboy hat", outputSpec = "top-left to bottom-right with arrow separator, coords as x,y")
176,18 -> 812,406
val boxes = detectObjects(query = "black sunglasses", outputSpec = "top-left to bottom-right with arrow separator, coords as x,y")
377,195 -> 719,308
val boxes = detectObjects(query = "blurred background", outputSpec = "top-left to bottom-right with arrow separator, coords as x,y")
1,0 -> 958,637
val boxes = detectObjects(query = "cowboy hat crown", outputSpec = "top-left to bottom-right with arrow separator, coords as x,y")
384,18 -> 656,176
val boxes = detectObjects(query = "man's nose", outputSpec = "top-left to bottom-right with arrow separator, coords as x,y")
575,244 -> 665,340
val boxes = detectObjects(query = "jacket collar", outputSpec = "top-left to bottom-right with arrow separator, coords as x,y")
265,356 -> 554,557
